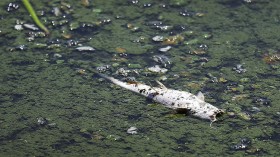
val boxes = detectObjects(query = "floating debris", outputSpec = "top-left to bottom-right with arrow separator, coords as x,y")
126,23 -> 140,32
28,31 -> 46,38
198,44 -> 208,51
179,8 -> 204,17
252,97 -> 271,106
233,64 -> 246,74
52,7 -> 61,16
106,134 -> 121,141
184,39 -> 199,45
243,0 -> 252,3
159,46 -> 172,52
116,68 -> 131,76
219,77 -> 228,83
179,9 -> 195,17
53,53 -> 62,58
152,35 -> 164,42
66,39 -> 79,47
7,2 -> 19,12
146,21 -> 163,26
23,23 -> 39,31
14,24 -> 23,31
147,65 -> 168,73
115,47 -> 127,53
206,73 -> 218,83
76,68 -> 86,75
190,49 -> 207,55
262,53 -> 280,64
127,0 -> 139,5
155,25 -> 173,32
17,45 -> 28,51
231,138 -> 251,151
152,55 -> 171,67
250,106 -> 261,113
127,63 -> 142,69
203,33 -> 213,39
162,34 -> 184,45
238,111 -> 252,120
96,65 -> 111,72
231,94 -> 249,101
127,126 -> 138,134
81,0 -> 90,7
143,3 -> 152,7
75,46 -> 95,51
37,117 -> 48,126
132,36 -> 147,43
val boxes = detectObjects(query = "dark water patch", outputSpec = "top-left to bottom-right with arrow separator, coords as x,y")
175,134 -> 195,153
72,23 -> 100,37
127,113 -> 142,121
258,132 -> 280,142
10,60 -> 35,66
51,139 -> 77,150
0,123 -> 42,143
218,0 -> 243,8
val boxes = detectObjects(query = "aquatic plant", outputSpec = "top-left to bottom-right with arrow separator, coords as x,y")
22,0 -> 49,34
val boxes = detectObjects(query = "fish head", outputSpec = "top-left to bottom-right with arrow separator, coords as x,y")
192,101 -> 224,122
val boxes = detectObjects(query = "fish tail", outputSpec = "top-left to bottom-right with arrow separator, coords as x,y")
98,73 -> 133,90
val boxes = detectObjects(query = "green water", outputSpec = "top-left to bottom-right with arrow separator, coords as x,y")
0,0 -> 279,156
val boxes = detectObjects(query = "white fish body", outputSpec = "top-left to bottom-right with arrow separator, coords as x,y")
100,74 -> 224,122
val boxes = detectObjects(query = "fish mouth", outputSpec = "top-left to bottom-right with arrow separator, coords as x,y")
210,109 -> 225,122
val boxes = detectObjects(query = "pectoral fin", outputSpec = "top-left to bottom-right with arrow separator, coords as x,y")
155,80 -> 167,89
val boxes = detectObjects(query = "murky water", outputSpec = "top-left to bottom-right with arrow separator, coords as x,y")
0,0 -> 279,156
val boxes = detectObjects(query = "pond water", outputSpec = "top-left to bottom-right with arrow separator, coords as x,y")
0,0 -> 279,156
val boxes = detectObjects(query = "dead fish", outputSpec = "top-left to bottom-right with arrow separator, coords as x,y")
99,74 -> 224,123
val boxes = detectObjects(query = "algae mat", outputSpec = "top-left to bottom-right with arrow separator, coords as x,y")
0,0 -> 279,156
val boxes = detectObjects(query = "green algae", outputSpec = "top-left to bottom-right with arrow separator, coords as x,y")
0,0 -> 280,156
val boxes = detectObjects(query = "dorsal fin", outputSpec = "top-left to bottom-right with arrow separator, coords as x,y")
196,91 -> 205,101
